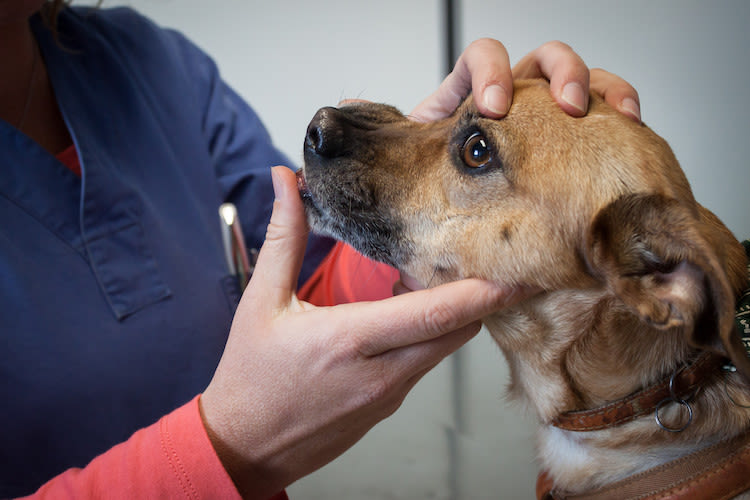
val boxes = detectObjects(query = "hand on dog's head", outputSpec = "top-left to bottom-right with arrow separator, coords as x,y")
299,79 -> 750,380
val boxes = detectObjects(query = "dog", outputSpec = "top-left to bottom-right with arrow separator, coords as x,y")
297,79 -> 750,499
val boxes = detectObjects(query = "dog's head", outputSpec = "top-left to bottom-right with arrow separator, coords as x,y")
299,79 -> 749,377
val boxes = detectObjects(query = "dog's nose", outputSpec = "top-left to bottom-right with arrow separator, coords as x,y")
305,107 -> 346,158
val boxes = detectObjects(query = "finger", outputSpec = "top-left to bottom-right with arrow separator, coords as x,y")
384,319 -> 483,373
338,98 -> 371,107
410,38 -> 513,121
362,362 -> 443,423
408,70 -> 468,123
590,68 -> 641,122
513,40 -> 590,117
353,279 -> 531,356
379,323 -> 482,400
392,272 -> 425,296
247,166 -> 310,308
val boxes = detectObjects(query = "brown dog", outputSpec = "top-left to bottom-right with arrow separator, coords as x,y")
298,80 -> 750,499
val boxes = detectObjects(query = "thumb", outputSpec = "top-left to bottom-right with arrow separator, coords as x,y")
409,70 -> 467,123
410,39 -> 512,122
247,166 -> 310,308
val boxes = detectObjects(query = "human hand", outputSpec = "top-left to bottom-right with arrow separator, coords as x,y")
200,166 -> 529,499
410,38 -> 640,122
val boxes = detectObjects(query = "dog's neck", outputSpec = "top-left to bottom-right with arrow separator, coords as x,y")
484,288 -> 750,493
484,289 -> 694,420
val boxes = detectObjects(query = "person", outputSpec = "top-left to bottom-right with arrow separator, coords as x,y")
0,1 -> 641,498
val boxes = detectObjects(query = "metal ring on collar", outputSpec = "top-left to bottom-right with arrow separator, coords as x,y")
668,361 -> 697,402
655,398 -> 693,433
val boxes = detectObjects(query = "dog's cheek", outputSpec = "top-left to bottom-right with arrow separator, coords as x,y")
384,216 -> 452,286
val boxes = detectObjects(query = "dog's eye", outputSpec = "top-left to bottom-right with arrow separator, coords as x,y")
461,133 -> 491,168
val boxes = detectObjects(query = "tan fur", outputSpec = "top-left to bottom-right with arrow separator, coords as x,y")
300,80 -> 750,496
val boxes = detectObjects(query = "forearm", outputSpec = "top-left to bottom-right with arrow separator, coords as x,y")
19,396 -> 284,500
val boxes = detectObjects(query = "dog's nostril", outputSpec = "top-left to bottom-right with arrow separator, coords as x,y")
306,124 -> 322,152
305,107 -> 346,158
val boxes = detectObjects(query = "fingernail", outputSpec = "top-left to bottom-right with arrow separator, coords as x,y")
561,82 -> 586,114
483,84 -> 510,115
620,97 -> 641,122
270,166 -> 287,202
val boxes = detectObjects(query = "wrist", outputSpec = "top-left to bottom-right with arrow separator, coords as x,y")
198,393 -> 287,500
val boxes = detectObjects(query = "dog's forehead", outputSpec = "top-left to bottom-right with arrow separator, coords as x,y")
452,96 -> 483,122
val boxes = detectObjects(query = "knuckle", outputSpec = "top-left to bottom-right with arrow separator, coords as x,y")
540,40 -> 573,55
535,41 -> 588,80
471,37 -> 503,50
336,330 -> 370,360
464,38 -> 507,62
263,220 -> 284,243
591,68 -> 638,97
422,299 -> 459,336
360,374 -> 392,408
337,323 -> 384,361
590,67 -> 612,78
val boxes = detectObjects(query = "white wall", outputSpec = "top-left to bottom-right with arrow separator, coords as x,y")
105,0 -> 443,168
458,0 -> 750,240
92,1 -> 750,499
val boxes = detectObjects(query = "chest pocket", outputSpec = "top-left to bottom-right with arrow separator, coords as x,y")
85,215 -> 172,320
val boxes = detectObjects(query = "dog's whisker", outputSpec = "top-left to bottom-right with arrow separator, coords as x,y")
426,265 -> 438,288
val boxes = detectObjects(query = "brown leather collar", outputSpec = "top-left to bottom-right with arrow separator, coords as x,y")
550,351 -> 727,432
537,427 -> 750,500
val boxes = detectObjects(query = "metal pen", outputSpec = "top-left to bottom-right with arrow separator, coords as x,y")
219,203 -> 256,291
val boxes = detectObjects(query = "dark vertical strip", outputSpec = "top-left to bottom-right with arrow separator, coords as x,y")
444,0 -> 459,75
443,3 -> 465,497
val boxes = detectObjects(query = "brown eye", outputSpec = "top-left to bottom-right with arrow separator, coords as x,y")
461,132 -> 491,168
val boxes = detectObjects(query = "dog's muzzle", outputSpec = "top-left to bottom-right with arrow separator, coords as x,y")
298,104 -> 413,269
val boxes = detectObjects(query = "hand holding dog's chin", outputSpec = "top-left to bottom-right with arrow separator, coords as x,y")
199,166 -> 524,498
410,38 -> 641,123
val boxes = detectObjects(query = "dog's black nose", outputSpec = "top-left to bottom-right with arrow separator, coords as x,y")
305,107 -> 346,158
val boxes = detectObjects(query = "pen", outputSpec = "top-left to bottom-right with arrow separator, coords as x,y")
219,203 -> 256,291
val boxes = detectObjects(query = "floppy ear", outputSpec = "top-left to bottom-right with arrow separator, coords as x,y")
586,193 -> 750,379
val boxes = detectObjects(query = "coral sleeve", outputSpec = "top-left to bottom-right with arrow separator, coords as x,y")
299,241 -> 400,306
20,396 -> 287,500
21,242 -> 396,499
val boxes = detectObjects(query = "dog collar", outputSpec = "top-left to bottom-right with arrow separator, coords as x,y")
536,426 -> 750,500
550,351 -> 726,432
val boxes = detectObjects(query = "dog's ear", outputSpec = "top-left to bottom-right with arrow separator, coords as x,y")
586,193 -> 750,379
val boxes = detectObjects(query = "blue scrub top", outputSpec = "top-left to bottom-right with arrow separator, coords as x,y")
0,7 -> 333,496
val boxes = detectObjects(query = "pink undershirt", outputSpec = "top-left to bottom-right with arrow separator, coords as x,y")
56,143 -> 81,176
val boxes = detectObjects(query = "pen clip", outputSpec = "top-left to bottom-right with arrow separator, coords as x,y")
219,203 -> 256,291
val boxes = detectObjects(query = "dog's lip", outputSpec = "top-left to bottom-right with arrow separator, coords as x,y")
295,168 -> 312,198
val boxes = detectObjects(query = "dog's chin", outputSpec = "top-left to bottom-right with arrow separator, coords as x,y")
296,169 -> 412,269
296,168 -> 328,232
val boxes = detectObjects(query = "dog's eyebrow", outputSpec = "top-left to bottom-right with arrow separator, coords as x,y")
454,101 -> 484,124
